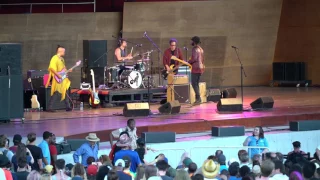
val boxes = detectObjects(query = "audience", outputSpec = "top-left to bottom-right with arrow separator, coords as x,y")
11,143 -> 34,172
238,150 -> 252,169
228,162 -> 240,180
49,133 -> 58,170
145,165 -> 160,180
188,162 -> 198,177
27,133 -> 44,171
27,170 -> 41,180
156,160 -> 173,180
239,165 -> 250,178
260,160 -> 275,180
71,163 -> 87,179
303,162 -> 316,180
270,160 -> 288,180
114,159 -> 132,180
107,170 -> 119,180
0,135 -> 14,162
175,169 -> 191,180
52,159 -> 71,180
0,153 -> 14,180
290,171 -> 304,180
9,134 -> 22,154
288,141 -> 307,164
110,119 -> 138,149
73,133 -> 100,167
201,159 -> 219,180
38,131 -> 52,167
13,157 -> 31,180
135,166 -> 145,180
217,154 -> 228,173
314,146 -> 320,161
243,126 -> 269,158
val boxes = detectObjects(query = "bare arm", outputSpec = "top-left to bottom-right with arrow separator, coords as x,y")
49,67 -> 61,78
26,148 -> 35,164
115,48 -> 132,62
109,132 -> 114,147
42,157 -> 48,165
243,137 -> 251,146
38,159 -> 43,169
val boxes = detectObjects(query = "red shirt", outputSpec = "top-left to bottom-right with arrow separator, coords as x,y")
49,144 -> 58,166
2,168 -> 13,180
163,48 -> 184,68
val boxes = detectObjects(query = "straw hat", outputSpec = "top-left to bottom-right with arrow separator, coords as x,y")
202,159 -> 220,179
85,133 -> 100,142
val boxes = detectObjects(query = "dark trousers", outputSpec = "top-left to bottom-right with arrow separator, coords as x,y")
48,91 -> 70,110
191,73 -> 201,100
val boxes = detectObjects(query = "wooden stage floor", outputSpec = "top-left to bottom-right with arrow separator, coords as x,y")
1,87 -> 320,142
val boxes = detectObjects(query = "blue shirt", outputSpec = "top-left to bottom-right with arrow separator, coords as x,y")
0,147 -> 14,162
219,165 -> 228,173
114,150 -> 141,173
247,136 -> 269,158
229,176 -> 241,180
11,155 -> 32,172
73,142 -> 98,167
38,140 -> 50,166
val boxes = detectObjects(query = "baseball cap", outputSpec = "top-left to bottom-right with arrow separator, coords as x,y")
115,159 -> 125,167
191,36 -> 201,44
0,154 -> 10,167
183,158 -> 193,167
87,165 -> 98,175
13,134 -> 22,143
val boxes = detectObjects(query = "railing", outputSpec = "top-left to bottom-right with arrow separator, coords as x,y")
0,1 -> 96,13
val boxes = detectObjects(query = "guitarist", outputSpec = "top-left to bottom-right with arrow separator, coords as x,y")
162,38 -> 184,79
45,45 -> 72,112
188,36 -> 205,105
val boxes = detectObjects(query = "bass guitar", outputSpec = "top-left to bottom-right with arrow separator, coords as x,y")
54,60 -> 81,83
161,56 -> 192,80
28,78 -> 40,109
89,69 -> 100,107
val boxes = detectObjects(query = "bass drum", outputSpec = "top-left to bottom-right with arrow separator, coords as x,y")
120,70 -> 143,89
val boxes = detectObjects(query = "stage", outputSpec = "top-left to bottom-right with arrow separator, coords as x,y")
1,87 -> 320,142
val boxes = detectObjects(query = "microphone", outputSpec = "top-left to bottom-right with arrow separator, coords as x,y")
183,47 -> 188,50
135,44 -> 143,47
231,46 -> 238,49
143,31 -> 147,38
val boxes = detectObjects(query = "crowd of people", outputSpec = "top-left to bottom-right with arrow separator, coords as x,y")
0,119 -> 320,180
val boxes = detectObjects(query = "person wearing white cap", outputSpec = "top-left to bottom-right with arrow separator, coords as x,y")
73,133 -> 100,167
314,145 -> 320,161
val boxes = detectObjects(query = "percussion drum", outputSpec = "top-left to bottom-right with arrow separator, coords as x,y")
107,66 -> 120,83
120,70 -> 143,89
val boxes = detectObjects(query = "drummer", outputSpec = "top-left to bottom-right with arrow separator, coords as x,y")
114,38 -> 133,75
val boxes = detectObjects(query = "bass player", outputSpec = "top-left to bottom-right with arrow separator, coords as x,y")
45,45 -> 72,112
162,38 -> 184,78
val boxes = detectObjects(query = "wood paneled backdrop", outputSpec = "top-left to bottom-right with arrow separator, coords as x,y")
123,0 -> 283,87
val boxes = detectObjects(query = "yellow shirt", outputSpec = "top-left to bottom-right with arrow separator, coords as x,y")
45,55 -> 71,100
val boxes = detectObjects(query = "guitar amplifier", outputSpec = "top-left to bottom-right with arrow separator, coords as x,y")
37,87 -> 71,111
167,84 -> 190,103
167,74 -> 189,85
27,70 -> 48,78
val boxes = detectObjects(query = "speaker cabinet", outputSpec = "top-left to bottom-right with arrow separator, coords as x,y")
37,87 -> 71,111
289,120 -> 320,131
212,126 -> 245,137
250,97 -> 274,109
83,40 -> 107,68
0,75 -> 24,120
158,100 -> 181,114
207,89 -> 221,102
222,88 -> 237,98
167,84 -> 190,103
273,62 -> 285,81
190,82 -> 207,104
141,132 -> 176,143
0,43 -> 22,76
217,98 -> 242,112
123,103 -> 150,117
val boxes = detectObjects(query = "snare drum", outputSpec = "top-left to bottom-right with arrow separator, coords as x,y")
134,62 -> 146,72
106,66 -> 120,83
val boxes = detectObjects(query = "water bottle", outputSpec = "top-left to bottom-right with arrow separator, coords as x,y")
80,102 -> 84,111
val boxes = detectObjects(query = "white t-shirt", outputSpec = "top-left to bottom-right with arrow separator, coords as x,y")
51,174 -> 71,180
270,174 -> 289,180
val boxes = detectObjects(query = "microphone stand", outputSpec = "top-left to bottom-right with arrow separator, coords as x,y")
232,47 -> 247,108
184,47 -> 188,75
7,65 -> 11,121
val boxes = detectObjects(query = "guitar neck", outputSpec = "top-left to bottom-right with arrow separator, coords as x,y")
92,74 -> 96,92
66,64 -> 79,73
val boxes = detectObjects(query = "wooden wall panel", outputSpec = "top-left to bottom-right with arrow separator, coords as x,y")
123,0 -> 283,87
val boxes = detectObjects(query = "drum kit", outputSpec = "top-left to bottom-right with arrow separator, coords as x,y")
106,50 -> 154,89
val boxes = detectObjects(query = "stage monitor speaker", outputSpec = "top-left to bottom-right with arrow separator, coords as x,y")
0,75 -> 24,120
207,89 -> 221,102
217,98 -> 242,112
285,63 -> 300,81
289,120 -> 320,131
222,88 -> 237,98
0,43 -> 22,76
211,126 -> 245,137
273,62 -> 285,81
83,40 -> 107,68
141,132 -> 176,143
158,100 -> 181,114
37,87 -> 71,111
250,97 -> 274,109
123,103 -> 150,117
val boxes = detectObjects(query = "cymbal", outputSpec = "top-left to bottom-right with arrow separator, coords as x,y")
137,59 -> 150,62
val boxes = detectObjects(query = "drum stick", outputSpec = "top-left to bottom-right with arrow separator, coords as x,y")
130,47 -> 133,54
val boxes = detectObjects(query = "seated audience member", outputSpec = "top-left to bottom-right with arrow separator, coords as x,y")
9,134 -> 22,154
145,165 -> 160,180
73,133 -> 99,167
215,150 -> 223,157
289,171 -> 304,180
287,141 -> 307,164
71,163 -> 87,180
0,135 -> 14,162
239,166 -> 251,178
135,138 -> 156,165
183,158 -> 193,171
38,131 -> 53,167
115,159 -> 132,180
314,145 -> 320,161
52,159 -> 71,180
275,152 -> 284,162
108,170 -> 119,180
11,143 -> 34,172
13,157 -> 30,180
243,126 -> 269,158
303,162 -> 316,180
114,133 -> 141,173
289,164 -> 302,175
192,174 -> 204,180
270,160 -> 288,180
188,163 -> 197,177
110,119 -> 138,149
96,165 -> 110,180
284,160 -> 293,176
157,160 -> 173,180
175,169 -> 191,180
228,162 -> 241,180
260,160 -> 275,180
201,159 -> 220,180
26,133 -> 44,171
238,150 -> 252,169
27,170 -> 41,180
217,154 -> 228,172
